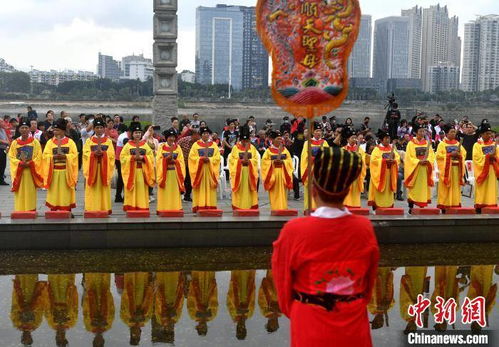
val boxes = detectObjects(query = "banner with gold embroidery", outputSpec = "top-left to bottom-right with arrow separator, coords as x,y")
256,0 -> 361,117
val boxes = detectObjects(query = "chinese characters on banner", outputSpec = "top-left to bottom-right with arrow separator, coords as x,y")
408,294 -> 487,328
256,0 -> 361,118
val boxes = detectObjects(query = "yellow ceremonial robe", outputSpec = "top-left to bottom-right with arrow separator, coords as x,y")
156,144 -> 185,211
467,266 -> 497,321
10,275 -> 47,341
258,270 -> 282,322
343,145 -> 367,208
120,140 -> 155,211
262,146 -> 293,211
368,268 -> 395,329
301,139 -> 329,210
436,139 -> 466,209
7,137 -> 43,211
82,273 -> 115,336
188,141 -> 221,212
42,137 -> 78,211
83,136 -> 115,214
404,139 -> 436,207
229,143 -> 259,210
431,266 -> 459,318
400,267 -> 429,326
187,271 -> 218,332
368,145 -> 400,208
45,274 -> 78,342
472,140 -> 499,208
227,270 -> 255,339
120,272 -> 154,328
154,272 -> 185,328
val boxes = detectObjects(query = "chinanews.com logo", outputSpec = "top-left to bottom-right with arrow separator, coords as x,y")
403,295 -> 495,346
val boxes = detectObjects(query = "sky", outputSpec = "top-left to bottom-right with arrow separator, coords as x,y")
1,0 -> 498,73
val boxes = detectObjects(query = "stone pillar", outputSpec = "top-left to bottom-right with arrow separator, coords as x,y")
153,0 -> 178,130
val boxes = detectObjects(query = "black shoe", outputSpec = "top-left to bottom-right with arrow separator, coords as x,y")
0,181 -> 9,186
114,196 -> 124,203
184,196 -> 192,202
396,194 -> 403,201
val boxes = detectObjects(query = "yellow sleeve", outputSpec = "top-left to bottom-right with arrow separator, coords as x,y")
120,143 -> 133,189
228,145 -> 240,190
106,139 -> 115,186
209,143 -> 221,180
428,146 -> 436,170
260,149 -> 274,191
65,139 -> 79,188
472,142 -> 485,171
284,148 -> 294,179
188,142 -> 201,183
7,141 -> 20,182
155,146 -> 164,184
32,140 -> 43,178
176,146 -> 186,179
358,148 -> 367,192
250,145 -> 259,186
436,142 -> 447,174
300,141 -> 308,181
404,141 -> 420,182
42,140 -> 55,187
82,139 -> 91,180
369,147 -> 382,189
143,144 -> 156,187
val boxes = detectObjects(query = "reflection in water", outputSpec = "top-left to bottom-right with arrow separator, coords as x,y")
46,274 -> 78,347
187,271 -> 218,337
82,273 -> 115,347
10,275 -> 47,346
1,267 -> 497,346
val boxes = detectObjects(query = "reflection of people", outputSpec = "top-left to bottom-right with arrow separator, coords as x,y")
466,266 -> 497,333
436,125 -> 466,210
368,268 -> 395,329
120,123 -> 155,212
227,270 -> 256,340
261,131 -> 293,211
404,125 -> 435,211
82,273 -> 115,347
272,147 -> 379,347
120,272 -> 154,346
472,123 -> 499,212
229,127 -> 259,210
431,266 -> 459,332
368,130 -> 400,209
10,275 -> 47,346
300,123 -> 329,210
188,127 -> 221,212
187,271 -> 218,336
7,118 -> 44,212
42,118 -> 79,211
400,267 -> 429,334
45,275 -> 79,347
83,118 -> 115,214
156,130 -> 185,211
153,272 -> 185,344
258,270 -> 282,333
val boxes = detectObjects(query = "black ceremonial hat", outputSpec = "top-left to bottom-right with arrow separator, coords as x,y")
240,125 -> 251,140
93,118 -> 105,127
268,130 -> 281,139
200,127 -> 212,135
19,118 -> 30,127
376,129 -> 389,140
163,128 -> 177,139
129,122 -> 142,132
478,123 -> 492,135
53,118 -> 67,131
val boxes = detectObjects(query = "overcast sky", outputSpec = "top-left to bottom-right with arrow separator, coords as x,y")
1,0 -> 498,73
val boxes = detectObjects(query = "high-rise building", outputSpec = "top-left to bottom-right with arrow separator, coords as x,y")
373,16 -> 410,83
97,53 -> 121,81
427,63 -> 460,93
462,15 -> 499,92
421,5 -> 461,91
196,5 -> 268,91
122,54 -> 154,82
348,15 -> 372,78
180,70 -> 196,83
401,6 -> 422,79
29,70 -> 98,86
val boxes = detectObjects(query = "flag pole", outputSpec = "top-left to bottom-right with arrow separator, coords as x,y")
307,106 -> 314,215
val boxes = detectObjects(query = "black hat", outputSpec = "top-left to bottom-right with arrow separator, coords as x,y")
412,123 -> 426,135
313,147 -> 363,195
313,122 -> 322,130
19,118 -> 30,127
442,123 -> 454,134
200,127 -> 212,135
129,122 -> 142,133
268,130 -> 281,139
163,128 -> 177,139
344,128 -> 357,139
240,125 -> 251,140
478,123 -> 492,135
376,129 -> 390,140
93,118 -> 105,127
53,118 -> 67,131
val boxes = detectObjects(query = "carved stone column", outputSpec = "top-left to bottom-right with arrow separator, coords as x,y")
153,0 -> 178,130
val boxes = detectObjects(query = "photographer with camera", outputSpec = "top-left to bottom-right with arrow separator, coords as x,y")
384,94 -> 401,141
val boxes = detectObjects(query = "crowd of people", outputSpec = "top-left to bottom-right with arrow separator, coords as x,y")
0,105 -> 497,215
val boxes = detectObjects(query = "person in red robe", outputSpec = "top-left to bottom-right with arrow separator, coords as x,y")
272,146 -> 380,347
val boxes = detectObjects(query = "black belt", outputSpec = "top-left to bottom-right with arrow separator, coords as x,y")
293,291 -> 364,312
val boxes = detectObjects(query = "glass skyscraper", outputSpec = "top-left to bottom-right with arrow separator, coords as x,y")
196,5 -> 268,91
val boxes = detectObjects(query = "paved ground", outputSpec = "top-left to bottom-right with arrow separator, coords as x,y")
0,165 -> 476,217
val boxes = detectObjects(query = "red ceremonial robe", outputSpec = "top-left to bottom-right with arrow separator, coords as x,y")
272,212 -> 379,347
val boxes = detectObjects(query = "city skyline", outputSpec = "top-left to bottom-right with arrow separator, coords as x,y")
1,1 -> 498,74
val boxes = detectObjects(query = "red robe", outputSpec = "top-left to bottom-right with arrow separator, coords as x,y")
272,215 -> 379,347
